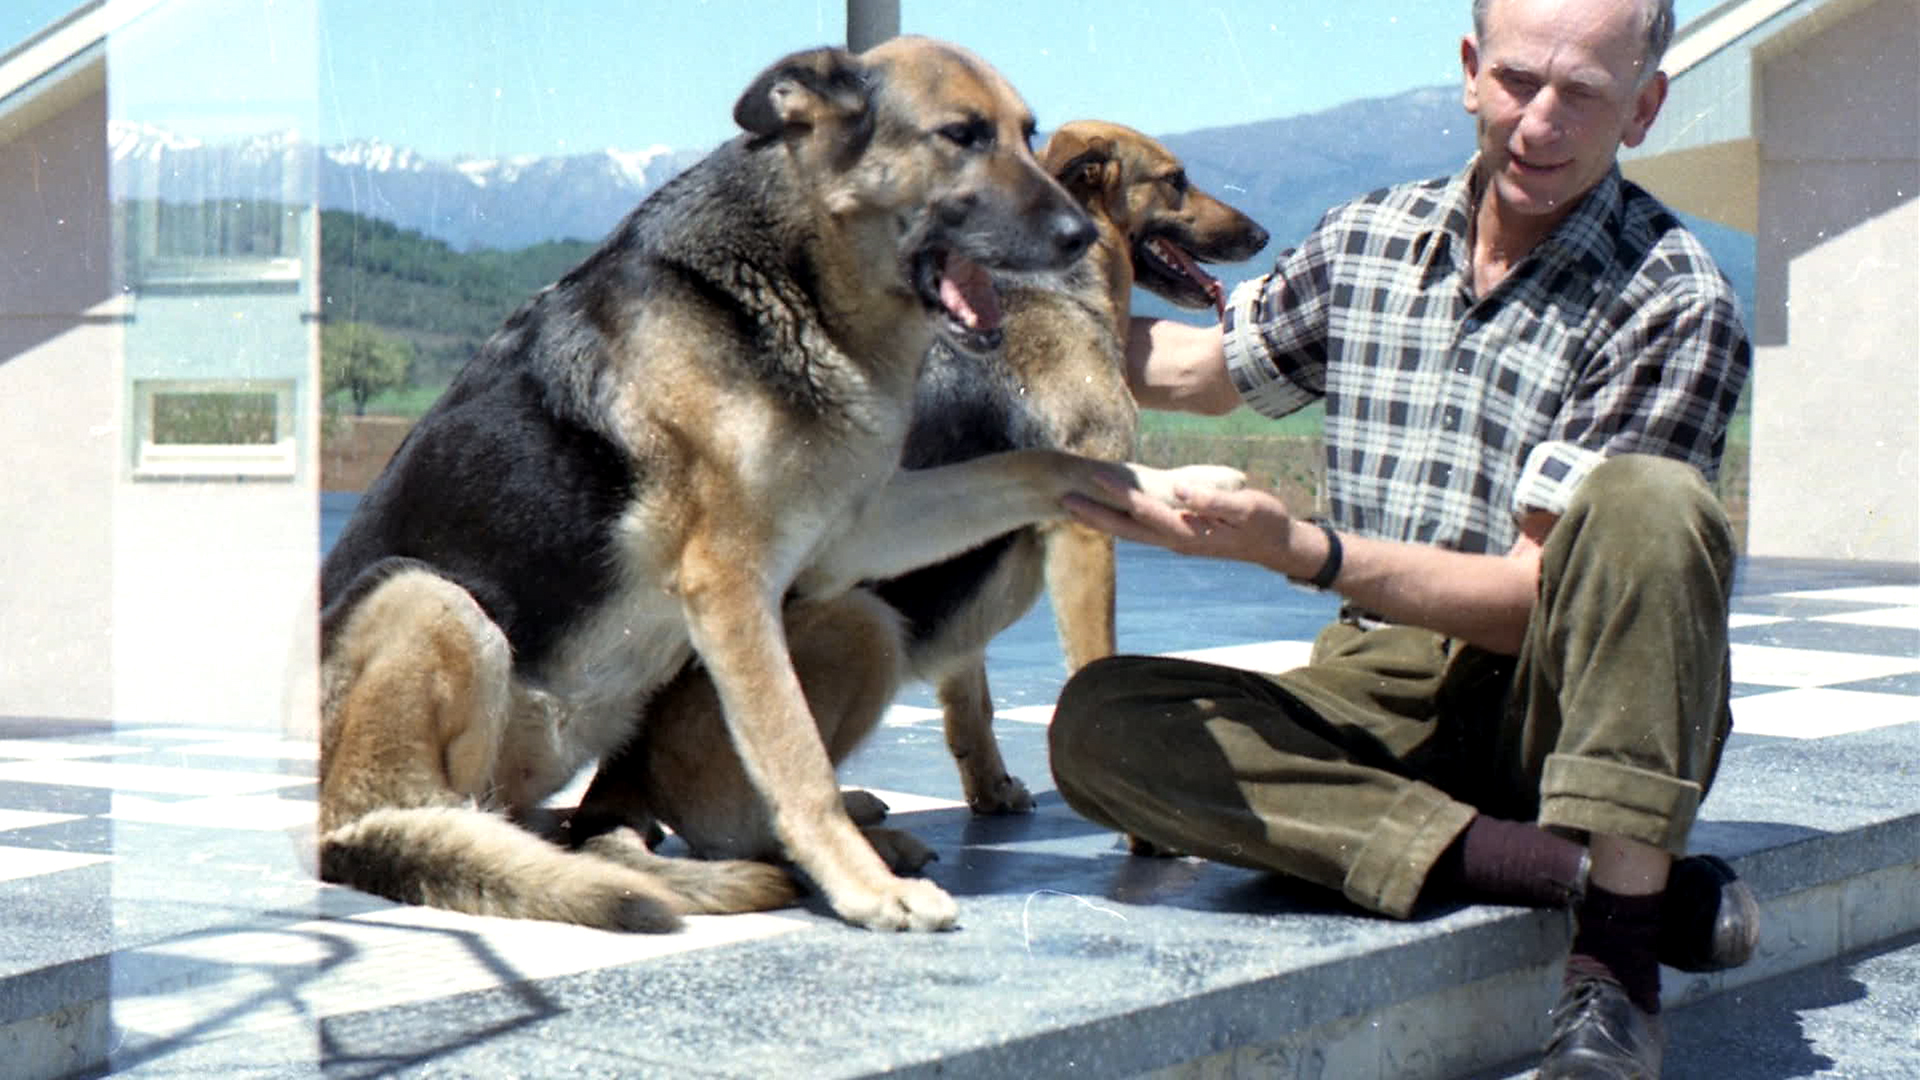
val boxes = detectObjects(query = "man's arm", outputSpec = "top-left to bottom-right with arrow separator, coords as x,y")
1064,478 -> 1555,655
1331,510 -> 1555,655
1123,317 -> 1242,416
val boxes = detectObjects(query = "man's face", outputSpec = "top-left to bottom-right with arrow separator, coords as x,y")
1463,0 -> 1667,228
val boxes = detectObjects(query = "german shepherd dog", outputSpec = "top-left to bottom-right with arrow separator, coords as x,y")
318,39 -> 1242,933
567,123 -> 1267,875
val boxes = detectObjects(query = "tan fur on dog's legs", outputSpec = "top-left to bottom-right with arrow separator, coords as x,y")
1043,520 -> 1119,672
938,662 -> 1035,814
934,519 -> 1114,817
612,589 -> 939,878
319,570 -> 513,833
320,571 -> 726,929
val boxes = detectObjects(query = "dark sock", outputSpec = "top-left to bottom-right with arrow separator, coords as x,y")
1423,815 -> 1588,908
1569,884 -> 1664,1014
1658,854 -> 1720,957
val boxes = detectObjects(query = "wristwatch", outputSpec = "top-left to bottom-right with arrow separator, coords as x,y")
1288,516 -> 1343,591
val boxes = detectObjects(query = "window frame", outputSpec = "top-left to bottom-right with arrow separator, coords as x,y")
131,377 -> 299,481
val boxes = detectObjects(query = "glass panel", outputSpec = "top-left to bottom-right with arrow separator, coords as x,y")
149,390 -> 279,445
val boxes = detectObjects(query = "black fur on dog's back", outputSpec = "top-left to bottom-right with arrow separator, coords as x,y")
320,382 -> 633,675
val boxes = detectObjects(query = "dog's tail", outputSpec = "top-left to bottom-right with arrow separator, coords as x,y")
574,825 -> 807,915
320,806 -> 797,931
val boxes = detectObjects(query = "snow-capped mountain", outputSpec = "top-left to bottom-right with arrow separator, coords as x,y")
319,137 -> 709,250
94,92 -> 1754,312
107,122 -> 711,251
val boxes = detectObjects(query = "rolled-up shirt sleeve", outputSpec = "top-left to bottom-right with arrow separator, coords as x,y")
1221,224 -> 1336,421
1514,440 -> 1608,518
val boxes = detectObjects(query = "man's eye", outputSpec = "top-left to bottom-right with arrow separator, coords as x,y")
1499,72 -> 1541,98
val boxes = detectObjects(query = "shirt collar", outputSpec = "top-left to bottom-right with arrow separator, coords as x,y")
1414,160 -> 1478,290
1420,154 -> 1625,288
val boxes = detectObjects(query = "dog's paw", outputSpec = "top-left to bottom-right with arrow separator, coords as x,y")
842,788 -> 890,827
1126,462 -> 1247,507
836,876 -> 958,932
965,772 -> 1035,815
1162,463 -> 1248,498
1126,833 -> 1185,858
862,826 -> 938,874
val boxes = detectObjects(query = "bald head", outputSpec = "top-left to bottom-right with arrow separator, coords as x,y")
1473,0 -> 1674,86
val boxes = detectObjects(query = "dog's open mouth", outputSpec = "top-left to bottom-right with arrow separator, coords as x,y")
1135,233 -> 1226,316
917,250 -> 1005,353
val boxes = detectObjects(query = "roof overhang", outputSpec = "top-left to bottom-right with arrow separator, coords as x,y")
0,0 -> 167,148
1621,0 -> 1882,233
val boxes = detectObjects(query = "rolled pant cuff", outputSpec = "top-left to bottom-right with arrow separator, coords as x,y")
1343,781 -> 1478,919
1538,753 -> 1702,852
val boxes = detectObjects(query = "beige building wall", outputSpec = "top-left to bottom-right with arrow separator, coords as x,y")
3,48 -> 321,735
1747,0 -> 1920,561
0,85 -> 118,722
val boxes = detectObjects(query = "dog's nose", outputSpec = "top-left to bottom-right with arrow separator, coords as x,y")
1047,209 -> 1096,265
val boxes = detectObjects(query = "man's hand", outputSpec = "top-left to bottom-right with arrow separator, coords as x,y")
1066,466 -> 1554,656
1063,468 -> 1308,573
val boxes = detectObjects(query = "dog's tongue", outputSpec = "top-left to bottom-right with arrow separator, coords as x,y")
939,253 -> 1002,331
1153,238 -> 1225,317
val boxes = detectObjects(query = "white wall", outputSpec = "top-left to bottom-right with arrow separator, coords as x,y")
111,484 -> 318,734
1747,0 -> 1920,562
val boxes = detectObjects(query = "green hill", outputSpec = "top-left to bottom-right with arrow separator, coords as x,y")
320,210 -> 596,409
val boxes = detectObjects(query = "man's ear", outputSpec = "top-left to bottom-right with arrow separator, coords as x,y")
1461,34 -> 1484,116
733,47 -> 871,137
1621,70 -> 1668,149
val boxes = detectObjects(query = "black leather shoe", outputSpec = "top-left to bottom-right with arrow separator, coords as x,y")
1569,853 -> 1762,972
1659,854 -> 1761,972
1538,972 -> 1664,1079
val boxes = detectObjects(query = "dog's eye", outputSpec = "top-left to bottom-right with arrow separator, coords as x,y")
1162,170 -> 1190,195
939,119 -> 993,151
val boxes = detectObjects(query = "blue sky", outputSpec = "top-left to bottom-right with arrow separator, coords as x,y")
4,1 -> 1719,159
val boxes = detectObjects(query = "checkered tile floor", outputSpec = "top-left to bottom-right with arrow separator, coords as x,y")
882,578 -> 1920,741
1,557 -> 1914,1060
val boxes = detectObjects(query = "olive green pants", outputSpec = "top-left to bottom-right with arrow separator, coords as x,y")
1049,455 -> 1738,918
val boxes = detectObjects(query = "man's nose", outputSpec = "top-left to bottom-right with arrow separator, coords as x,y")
1518,90 -> 1568,143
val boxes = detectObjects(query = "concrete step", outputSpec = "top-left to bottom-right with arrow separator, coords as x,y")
3,557 -> 1914,1078
5,725 -> 1915,1080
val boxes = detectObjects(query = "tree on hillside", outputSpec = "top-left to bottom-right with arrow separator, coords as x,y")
322,321 -> 415,415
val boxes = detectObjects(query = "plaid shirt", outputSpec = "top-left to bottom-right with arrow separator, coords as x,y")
1222,158 -> 1751,555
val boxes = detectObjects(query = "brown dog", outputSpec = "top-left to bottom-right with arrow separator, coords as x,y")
902,120 -> 1271,813
318,40 -> 1243,934
571,121 -> 1267,879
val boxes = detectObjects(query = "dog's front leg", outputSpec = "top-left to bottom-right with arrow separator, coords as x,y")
805,450 -> 1246,592
1042,520 -> 1119,672
677,539 -> 958,932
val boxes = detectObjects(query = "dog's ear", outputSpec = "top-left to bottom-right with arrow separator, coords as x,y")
1042,130 -> 1120,202
734,47 -> 871,137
